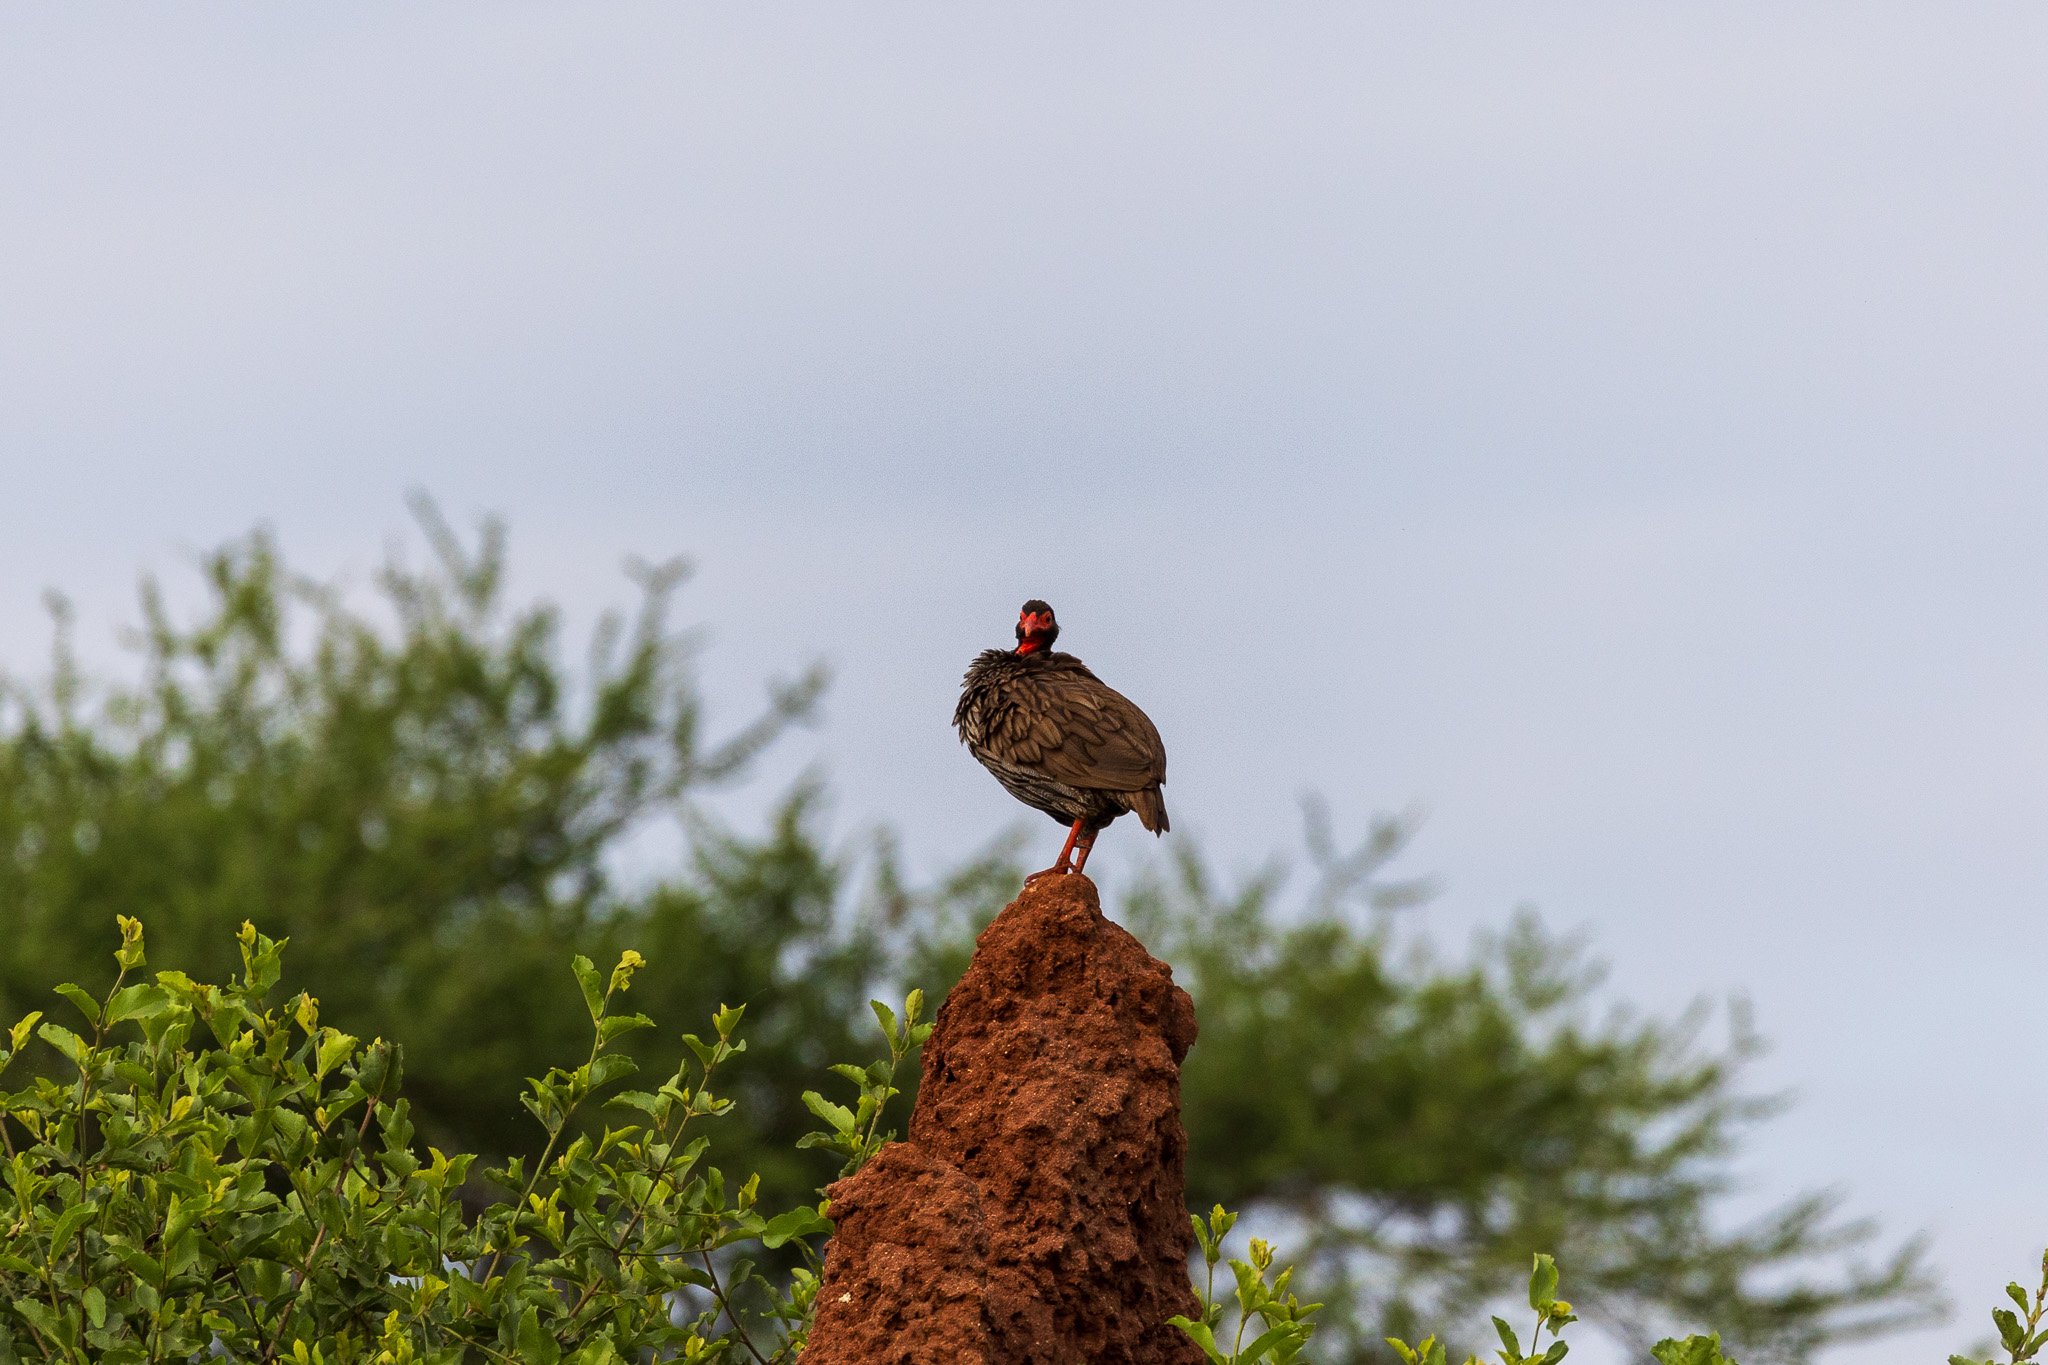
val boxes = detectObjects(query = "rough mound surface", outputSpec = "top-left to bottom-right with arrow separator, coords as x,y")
803,873 -> 1204,1365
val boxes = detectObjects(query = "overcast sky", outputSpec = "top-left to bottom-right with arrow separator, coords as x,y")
4,6 -> 2044,1360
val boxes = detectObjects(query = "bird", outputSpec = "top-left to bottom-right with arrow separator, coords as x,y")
954,600 -> 1169,879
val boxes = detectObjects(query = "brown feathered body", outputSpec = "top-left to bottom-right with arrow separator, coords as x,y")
954,648 -> 1170,837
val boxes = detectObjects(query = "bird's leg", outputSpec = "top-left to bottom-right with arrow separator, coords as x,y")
1069,826 -> 1099,877
1028,819 -> 1087,881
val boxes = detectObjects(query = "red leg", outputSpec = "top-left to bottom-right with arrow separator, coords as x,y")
1028,819 -> 1087,881
1069,825 -> 1098,877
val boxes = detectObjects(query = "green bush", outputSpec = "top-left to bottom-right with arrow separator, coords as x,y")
1174,1205 -> 1322,1365
0,917 -> 927,1364
1343,1247 -> 2048,1365
1381,1254 -> 1726,1365
1173,1240 -> 2048,1365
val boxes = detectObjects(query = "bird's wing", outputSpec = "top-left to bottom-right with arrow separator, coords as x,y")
987,663 -> 1166,791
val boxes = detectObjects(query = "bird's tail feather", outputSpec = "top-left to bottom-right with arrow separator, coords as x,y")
1128,786 -> 1170,834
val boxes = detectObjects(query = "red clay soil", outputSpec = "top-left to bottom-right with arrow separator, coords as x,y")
803,873 -> 1206,1365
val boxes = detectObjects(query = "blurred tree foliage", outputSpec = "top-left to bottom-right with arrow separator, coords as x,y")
0,508 -> 1940,1363
1118,816 -> 1939,1363
0,505 -> 858,1203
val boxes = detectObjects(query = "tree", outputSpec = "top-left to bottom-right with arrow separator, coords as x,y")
1119,813 -> 1939,1361
0,508 -> 1941,1362
0,504 -> 869,1200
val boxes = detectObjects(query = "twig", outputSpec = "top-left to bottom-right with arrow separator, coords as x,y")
257,1097 -> 380,1363
698,1249 -> 771,1365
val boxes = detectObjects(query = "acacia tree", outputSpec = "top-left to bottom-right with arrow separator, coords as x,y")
0,508 -> 1940,1362
0,504 -> 867,1197
1117,818 -> 1938,1362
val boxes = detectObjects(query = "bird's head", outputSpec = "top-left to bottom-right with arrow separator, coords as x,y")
1014,600 -> 1060,655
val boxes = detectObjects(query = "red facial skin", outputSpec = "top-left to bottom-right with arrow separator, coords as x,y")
1015,611 -> 1055,656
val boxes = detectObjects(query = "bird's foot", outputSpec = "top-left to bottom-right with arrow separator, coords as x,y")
1025,862 -> 1076,883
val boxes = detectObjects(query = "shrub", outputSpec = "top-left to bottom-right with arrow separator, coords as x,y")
1354,1247 -> 2048,1365
0,917 -> 924,1364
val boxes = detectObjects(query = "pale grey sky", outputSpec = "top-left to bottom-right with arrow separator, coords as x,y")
5,6 -> 2045,1360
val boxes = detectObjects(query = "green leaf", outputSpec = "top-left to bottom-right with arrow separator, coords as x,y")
37,1021 -> 87,1067
870,999 -> 897,1040
516,1304 -> 562,1365
12,1299 -> 60,1339
162,1193 -> 198,1251
2008,1284 -> 2031,1313
568,1337 -> 625,1365
315,1029 -> 358,1078
1529,1252 -> 1559,1311
1210,1204 -> 1239,1240
50,1201 -> 95,1250
1241,1324 -> 1307,1363
1652,1335 -> 1732,1365
112,1239 -> 164,1288
104,983 -> 170,1025
802,1090 -> 856,1134
1539,1341 -> 1568,1365
759,1206 -> 833,1249
571,955 -> 603,1023
597,1012 -> 653,1044
8,1011 -> 42,1053
1493,1315 -> 1523,1362
1168,1316 -> 1227,1365
55,983 -> 101,1028
1998,1309 -> 2027,1353
585,1053 -> 638,1090
82,1285 -> 106,1330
